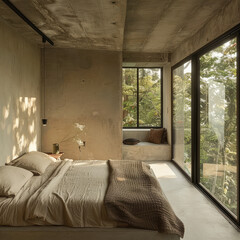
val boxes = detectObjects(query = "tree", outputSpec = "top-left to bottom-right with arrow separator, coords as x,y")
173,61 -> 192,175
122,68 -> 161,127
173,38 -> 237,215
199,38 -> 237,214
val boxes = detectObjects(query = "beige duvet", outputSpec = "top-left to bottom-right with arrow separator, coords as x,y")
0,160 -> 117,227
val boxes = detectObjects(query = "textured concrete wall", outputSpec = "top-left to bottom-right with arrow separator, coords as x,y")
42,49 -> 122,160
163,64 -> 172,145
0,18 -> 41,165
172,0 -> 240,65
122,142 -> 171,161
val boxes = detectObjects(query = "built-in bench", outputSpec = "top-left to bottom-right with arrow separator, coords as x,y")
122,129 -> 171,161
122,142 -> 171,161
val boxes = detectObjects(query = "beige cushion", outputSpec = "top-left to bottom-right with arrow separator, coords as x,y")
0,166 -> 33,197
7,151 -> 55,175
148,128 -> 164,144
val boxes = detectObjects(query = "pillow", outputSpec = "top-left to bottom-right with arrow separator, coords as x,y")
148,128 -> 164,144
7,151 -> 55,175
123,138 -> 140,145
0,166 -> 33,197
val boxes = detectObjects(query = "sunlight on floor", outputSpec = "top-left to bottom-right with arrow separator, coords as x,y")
149,163 -> 176,178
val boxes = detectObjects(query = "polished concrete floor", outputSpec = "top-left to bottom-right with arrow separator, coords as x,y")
149,161 -> 240,240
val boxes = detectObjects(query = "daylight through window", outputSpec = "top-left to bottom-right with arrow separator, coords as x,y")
122,68 -> 162,128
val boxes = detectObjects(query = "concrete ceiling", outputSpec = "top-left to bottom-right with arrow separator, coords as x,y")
0,0 -> 231,52
123,0 -> 231,53
0,0 -> 127,50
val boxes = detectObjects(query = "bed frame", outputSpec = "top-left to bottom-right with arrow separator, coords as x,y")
0,226 -> 179,240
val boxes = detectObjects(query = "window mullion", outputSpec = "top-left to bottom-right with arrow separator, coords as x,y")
237,33 -> 240,225
137,68 -> 139,127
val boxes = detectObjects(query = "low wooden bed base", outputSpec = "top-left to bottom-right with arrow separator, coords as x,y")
0,226 -> 179,240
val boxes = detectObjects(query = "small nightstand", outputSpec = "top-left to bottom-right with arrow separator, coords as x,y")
45,152 -> 64,160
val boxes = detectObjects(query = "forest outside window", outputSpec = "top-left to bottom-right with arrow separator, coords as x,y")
171,26 -> 240,225
199,37 -> 237,216
122,68 -> 162,128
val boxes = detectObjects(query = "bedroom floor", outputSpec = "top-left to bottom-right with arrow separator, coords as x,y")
149,161 -> 240,240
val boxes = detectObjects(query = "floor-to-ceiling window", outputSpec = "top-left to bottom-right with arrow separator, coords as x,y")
172,61 -> 192,176
172,26 -> 240,226
199,37 -> 238,215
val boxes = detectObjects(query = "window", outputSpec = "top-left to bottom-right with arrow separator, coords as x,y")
172,61 -> 192,176
122,68 -> 162,128
172,25 -> 240,226
199,38 -> 237,215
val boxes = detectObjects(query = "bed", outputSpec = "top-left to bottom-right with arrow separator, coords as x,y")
0,153 -> 184,240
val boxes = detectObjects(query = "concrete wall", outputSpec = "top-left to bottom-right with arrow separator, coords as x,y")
0,18 -> 41,165
162,64 -> 171,145
42,49 -> 122,160
172,0 -> 240,65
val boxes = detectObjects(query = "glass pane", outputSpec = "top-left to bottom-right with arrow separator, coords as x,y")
199,38 -> 237,215
172,61 -> 192,175
122,68 -> 137,127
139,68 -> 161,127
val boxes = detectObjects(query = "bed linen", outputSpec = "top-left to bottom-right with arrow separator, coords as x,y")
0,159 -> 181,240
0,160 -> 116,227
105,160 -> 184,238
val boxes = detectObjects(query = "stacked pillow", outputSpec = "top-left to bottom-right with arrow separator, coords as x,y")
7,151 -> 56,175
0,151 -> 56,198
0,166 -> 33,197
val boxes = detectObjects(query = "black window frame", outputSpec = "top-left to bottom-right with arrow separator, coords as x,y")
171,23 -> 240,229
122,67 -> 163,129
171,59 -> 193,177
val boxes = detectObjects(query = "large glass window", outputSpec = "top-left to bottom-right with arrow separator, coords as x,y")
199,38 -> 237,215
122,68 -> 162,128
172,61 -> 192,175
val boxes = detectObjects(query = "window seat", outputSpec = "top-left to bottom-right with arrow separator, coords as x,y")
122,142 -> 171,161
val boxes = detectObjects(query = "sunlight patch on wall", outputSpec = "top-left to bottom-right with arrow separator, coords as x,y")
3,104 -> 10,119
29,120 -> 35,134
13,117 -> 19,129
28,136 -> 38,152
1,97 -> 39,164
19,97 -> 37,116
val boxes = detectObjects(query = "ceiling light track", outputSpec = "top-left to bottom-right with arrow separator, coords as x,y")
2,0 -> 54,45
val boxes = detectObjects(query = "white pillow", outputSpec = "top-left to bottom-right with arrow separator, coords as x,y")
0,166 -> 33,197
7,151 -> 55,175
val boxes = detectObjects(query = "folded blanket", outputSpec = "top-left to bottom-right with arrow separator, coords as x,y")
104,160 -> 184,238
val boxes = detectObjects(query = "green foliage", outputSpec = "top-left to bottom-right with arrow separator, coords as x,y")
173,38 -> 237,215
199,38 -> 237,215
122,68 -> 161,127
173,61 -> 192,175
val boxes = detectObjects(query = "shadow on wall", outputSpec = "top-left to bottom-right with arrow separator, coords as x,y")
0,96 -> 39,164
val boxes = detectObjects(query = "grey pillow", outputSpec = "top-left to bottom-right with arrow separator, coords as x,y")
123,138 -> 140,145
0,166 -> 33,197
7,151 -> 55,175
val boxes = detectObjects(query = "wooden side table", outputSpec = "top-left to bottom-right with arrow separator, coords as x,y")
45,152 -> 64,160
